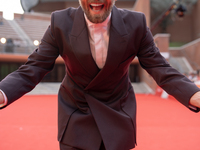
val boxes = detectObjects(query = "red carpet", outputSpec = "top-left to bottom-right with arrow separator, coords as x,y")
0,94 -> 200,150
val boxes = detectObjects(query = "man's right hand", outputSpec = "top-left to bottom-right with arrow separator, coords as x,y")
0,91 -> 5,105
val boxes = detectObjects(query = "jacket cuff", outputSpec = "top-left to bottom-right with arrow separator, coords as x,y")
188,104 -> 200,113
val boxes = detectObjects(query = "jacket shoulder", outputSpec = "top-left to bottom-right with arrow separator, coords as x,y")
53,7 -> 77,16
51,7 -> 77,23
116,8 -> 147,36
117,8 -> 145,22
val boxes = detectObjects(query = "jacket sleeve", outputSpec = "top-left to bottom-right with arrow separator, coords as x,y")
0,12 -> 59,107
137,14 -> 200,112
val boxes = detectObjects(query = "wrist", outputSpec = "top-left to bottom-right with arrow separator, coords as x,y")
0,92 -> 5,104
0,89 -> 7,107
189,91 -> 200,108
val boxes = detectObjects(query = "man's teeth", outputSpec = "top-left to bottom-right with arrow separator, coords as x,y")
90,4 -> 103,7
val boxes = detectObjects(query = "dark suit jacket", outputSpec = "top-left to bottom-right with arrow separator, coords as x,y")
0,6 -> 199,150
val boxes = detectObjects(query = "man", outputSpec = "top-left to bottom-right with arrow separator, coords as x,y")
0,0 -> 200,149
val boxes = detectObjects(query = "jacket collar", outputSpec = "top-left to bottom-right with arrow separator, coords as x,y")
69,6 -> 130,89
69,6 -> 100,77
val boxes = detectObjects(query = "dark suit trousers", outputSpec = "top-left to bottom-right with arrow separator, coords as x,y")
59,141 -> 106,150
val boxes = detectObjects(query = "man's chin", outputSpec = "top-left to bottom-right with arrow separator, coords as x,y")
87,11 -> 110,23
86,14 -> 104,23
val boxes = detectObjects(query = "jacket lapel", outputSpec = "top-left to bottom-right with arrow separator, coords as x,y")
69,7 -> 100,77
85,6 -> 130,90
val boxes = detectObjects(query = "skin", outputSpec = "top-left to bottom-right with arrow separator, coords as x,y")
190,91 -> 200,108
79,0 -> 116,23
0,91 -> 4,105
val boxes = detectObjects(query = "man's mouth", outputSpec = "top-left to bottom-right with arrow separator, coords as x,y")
90,3 -> 104,11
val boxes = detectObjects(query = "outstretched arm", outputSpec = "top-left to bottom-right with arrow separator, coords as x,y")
0,12 -> 59,107
137,14 -> 200,112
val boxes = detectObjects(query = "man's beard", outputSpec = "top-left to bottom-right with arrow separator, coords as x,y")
84,9 -> 111,23
79,0 -> 115,23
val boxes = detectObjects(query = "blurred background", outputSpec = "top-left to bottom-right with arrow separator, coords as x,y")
0,0 -> 200,94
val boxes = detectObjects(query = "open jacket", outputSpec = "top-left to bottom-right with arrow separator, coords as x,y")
0,6 -> 199,150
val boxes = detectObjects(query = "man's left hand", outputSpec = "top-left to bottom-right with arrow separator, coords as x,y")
190,91 -> 200,108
